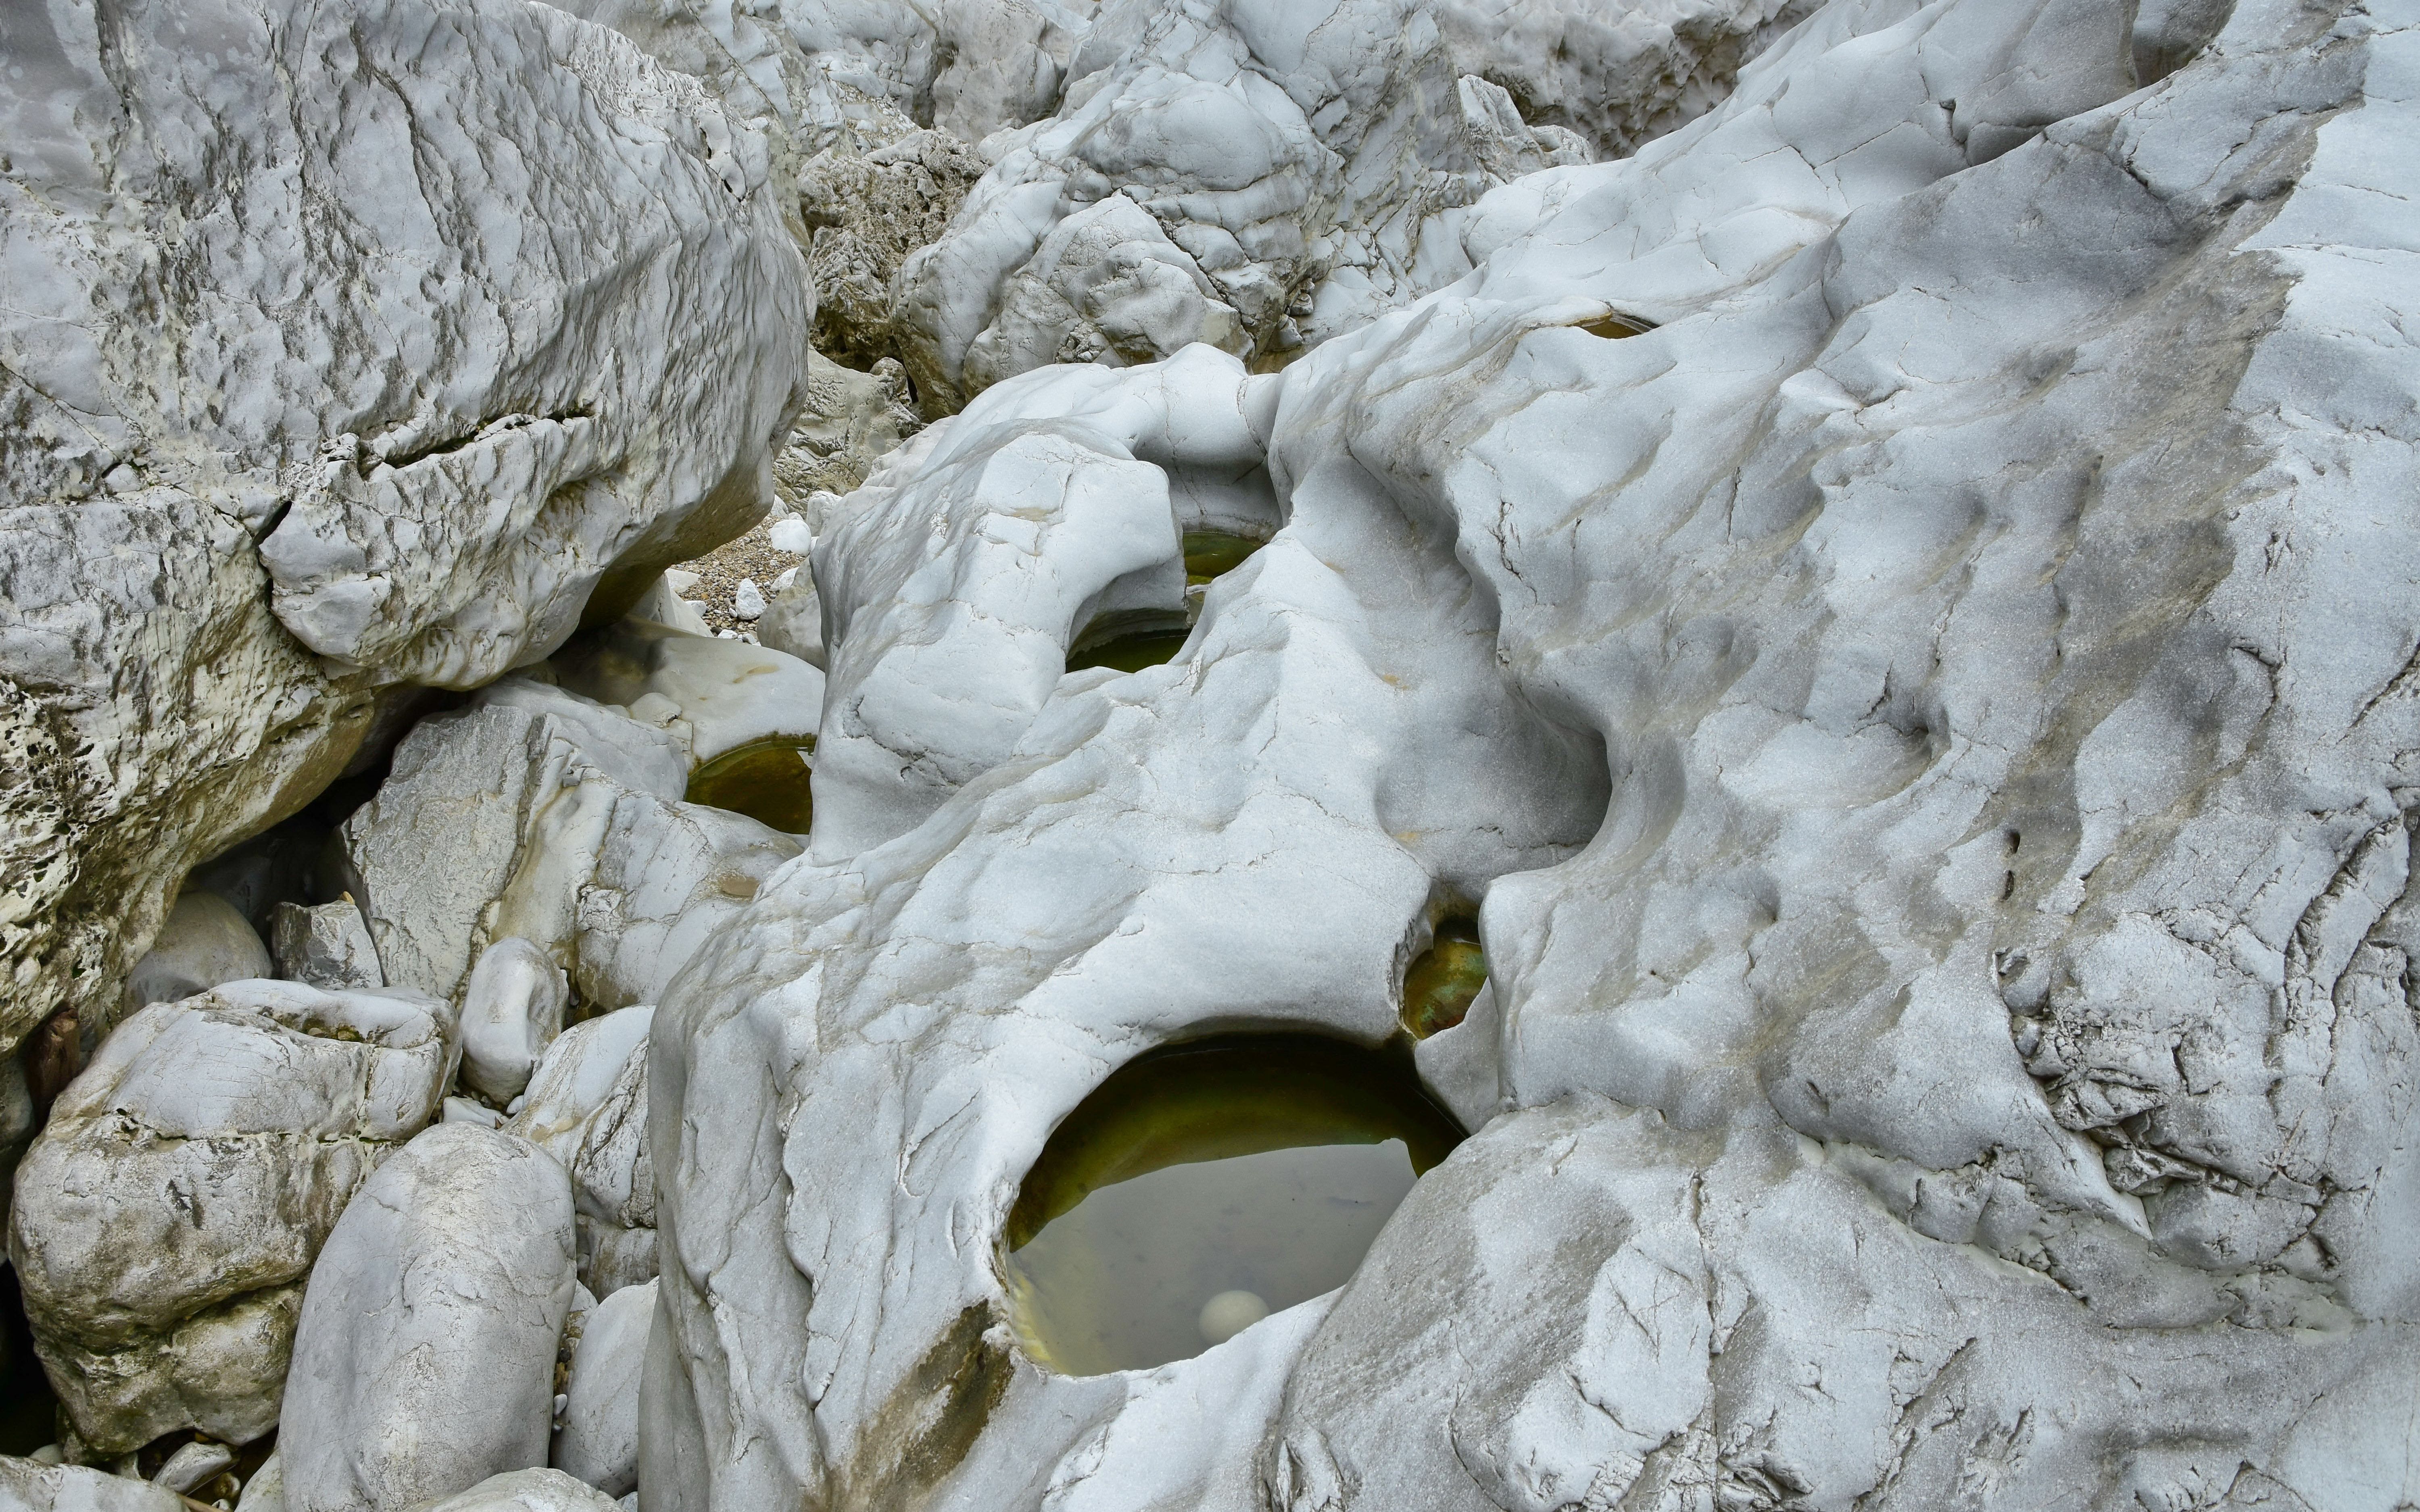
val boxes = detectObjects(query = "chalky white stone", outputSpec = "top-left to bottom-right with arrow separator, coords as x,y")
551,1280 -> 656,1497
0,1458 -> 184,1512
118,891 -> 272,1023
280,1125 -> 577,1512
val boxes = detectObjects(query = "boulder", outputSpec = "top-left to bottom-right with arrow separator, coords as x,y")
0,0 -> 808,1057
338,679 -> 799,1020
0,1458 -> 184,1512
399,1469 -> 619,1512
119,891 -> 272,1022
269,901 -> 385,992
506,1012 -> 656,1297
280,1125 -> 577,1512
8,982 -> 456,1453
458,940 -> 570,1107
551,1281 -> 655,1497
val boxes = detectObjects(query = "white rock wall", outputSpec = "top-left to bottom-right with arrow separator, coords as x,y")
641,0 -> 2420,1508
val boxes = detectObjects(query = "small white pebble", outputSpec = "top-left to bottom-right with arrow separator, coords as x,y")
506,1094 -> 527,1116
553,1393 -> 569,1418
772,566 -> 798,592
733,579 -> 765,620
768,515 -> 813,554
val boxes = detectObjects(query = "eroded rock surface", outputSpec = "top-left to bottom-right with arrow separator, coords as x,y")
280,1124 -> 577,1512
9,982 -> 456,1453
0,0 -> 808,1055
641,1 -> 2420,1509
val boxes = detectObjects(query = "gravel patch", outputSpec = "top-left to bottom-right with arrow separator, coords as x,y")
673,517 -> 807,637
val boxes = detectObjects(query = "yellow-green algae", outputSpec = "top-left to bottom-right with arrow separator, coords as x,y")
1400,917 -> 1487,1039
684,737 -> 815,834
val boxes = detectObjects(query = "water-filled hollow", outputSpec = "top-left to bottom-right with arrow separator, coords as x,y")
1001,1033 -> 1464,1376
1064,531 -> 1271,675
684,737 -> 815,833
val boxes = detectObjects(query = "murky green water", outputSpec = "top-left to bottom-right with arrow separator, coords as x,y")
1002,1035 -> 1462,1375
1064,531 -> 1271,675
684,737 -> 815,833
1400,918 -> 1487,1038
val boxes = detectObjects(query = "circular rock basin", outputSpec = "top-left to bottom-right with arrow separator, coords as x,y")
1064,531 -> 1273,675
1001,1034 -> 1464,1376
684,736 -> 815,833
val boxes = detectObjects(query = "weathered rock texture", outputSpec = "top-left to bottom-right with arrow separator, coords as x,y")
9,981 -> 456,1453
0,0 -> 809,1056
508,1008 -> 659,1297
890,0 -> 1813,409
280,1124 -> 578,1512
337,676 -> 803,1016
643,0 -> 2420,1508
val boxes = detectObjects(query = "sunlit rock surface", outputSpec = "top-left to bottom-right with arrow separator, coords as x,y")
0,0 -> 809,1056
641,1 -> 2420,1509
9,982 -> 457,1453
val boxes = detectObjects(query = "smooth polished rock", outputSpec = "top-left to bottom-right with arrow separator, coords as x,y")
551,1281 -> 655,1498
398,1469 -> 619,1512
0,1458 -> 184,1512
281,1125 -> 577,1512
119,891 -> 272,1022
340,678 -> 797,1018
0,0 -> 807,1056
9,982 -> 456,1453
506,1011 -> 656,1297
459,939 -> 570,1107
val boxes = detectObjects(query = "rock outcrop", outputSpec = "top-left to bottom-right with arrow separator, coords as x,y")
641,1 -> 2420,1508
10,981 -> 457,1452
0,0 -> 809,1056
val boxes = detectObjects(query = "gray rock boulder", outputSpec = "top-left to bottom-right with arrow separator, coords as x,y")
269,902 -> 386,993
401,1469 -> 619,1512
0,1458 -> 184,1512
551,1281 -> 655,1497
9,982 -> 456,1453
338,678 -> 801,1020
507,1011 -> 657,1297
280,1125 -> 577,1512
118,891 -> 272,1024
0,0 -> 809,1057
458,940 -> 571,1108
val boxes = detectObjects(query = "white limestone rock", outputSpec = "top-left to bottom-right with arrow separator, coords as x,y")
270,901 -> 386,993
119,891 -> 273,1022
399,1469 -> 620,1512
640,1 -> 2420,1508
552,629 -> 823,769
8,982 -> 457,1453
281,1125 -> 577,1512
891,0 -> 1799,407
551,1280 -> 655,1497
0,0 -> 808,1055
628,574 -> 712,638
807,343 -> 1285,854
459,939 -> 571,1107
0,1458 -> 184,1512
507,1011 -> 657,1297
338,677 -> 799,1018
